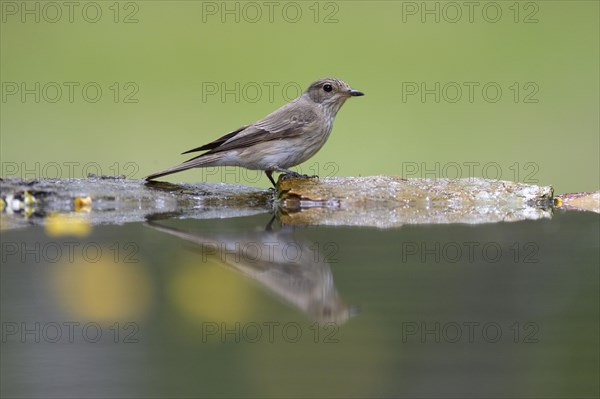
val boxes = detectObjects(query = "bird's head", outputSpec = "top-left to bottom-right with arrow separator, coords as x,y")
304,78 -> 364,114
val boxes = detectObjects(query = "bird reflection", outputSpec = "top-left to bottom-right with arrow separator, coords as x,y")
145,215 -> 356,324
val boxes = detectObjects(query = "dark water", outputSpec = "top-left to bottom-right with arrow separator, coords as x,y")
1,211 -> 598,398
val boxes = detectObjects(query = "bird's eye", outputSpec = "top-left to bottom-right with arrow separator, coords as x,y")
323,84 -> 333,92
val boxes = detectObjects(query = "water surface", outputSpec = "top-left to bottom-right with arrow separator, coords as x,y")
1,211 -> 598,398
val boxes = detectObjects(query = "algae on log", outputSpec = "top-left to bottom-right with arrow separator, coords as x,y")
0,177 -> 272,230
1,175 -> 595,230
276,176 -> 554,228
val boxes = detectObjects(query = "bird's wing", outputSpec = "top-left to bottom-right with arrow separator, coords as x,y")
181,125 -> 249,154
182,98 -> 320,161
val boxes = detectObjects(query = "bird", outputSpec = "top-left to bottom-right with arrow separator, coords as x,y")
144,77 -> 364,186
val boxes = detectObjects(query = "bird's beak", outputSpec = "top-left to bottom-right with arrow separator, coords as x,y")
349,89 -> 364,97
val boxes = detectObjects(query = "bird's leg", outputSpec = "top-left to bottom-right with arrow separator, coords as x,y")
265,170 -> 277,187
265,214 -> 277,231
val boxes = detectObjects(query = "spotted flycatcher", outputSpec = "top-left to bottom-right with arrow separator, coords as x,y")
145,77 -> 364,186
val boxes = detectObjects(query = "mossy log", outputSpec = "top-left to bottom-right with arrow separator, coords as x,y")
1,175 -> 597,230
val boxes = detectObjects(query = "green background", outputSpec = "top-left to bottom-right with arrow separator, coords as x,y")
1,0 -> 599,193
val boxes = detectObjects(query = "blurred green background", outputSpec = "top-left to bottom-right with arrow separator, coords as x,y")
1,0 -> 598,193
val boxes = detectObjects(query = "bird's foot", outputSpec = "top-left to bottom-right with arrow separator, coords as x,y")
280,171 -> 303,179
280,171 -> 319,181
271,168 -> 319,184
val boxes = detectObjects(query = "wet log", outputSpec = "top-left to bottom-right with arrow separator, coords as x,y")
1,175 -> 596,230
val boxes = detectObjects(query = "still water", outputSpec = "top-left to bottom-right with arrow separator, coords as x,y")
1,210 -> 598,398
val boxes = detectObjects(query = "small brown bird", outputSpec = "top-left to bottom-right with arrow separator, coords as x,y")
145,77 -> 364,186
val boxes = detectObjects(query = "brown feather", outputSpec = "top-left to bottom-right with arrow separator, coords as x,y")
180,125 -> 248,154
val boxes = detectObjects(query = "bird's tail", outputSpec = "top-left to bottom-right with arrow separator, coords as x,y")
145,154 -> 220,181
